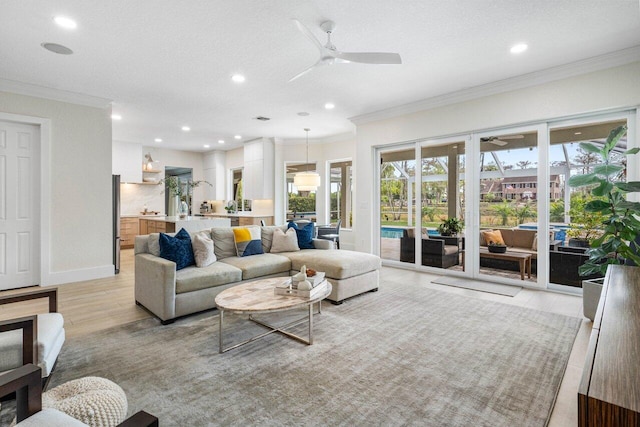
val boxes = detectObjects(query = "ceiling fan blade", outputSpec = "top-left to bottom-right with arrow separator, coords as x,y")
292,19 -> 324,55
288,60 -> 324,82
490,139 -> 508,147
335,51 -> 402,64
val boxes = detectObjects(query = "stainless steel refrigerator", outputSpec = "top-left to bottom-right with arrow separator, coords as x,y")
113,175 -> 121,274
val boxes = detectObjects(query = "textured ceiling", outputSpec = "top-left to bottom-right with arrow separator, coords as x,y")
1,0 -> 639,152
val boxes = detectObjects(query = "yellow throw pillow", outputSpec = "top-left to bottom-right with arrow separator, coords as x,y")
482,229 -> 505,246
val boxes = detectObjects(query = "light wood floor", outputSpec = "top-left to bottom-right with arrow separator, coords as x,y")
0,249 -> 588,426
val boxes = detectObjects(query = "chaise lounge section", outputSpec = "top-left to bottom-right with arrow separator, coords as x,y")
134,225 -> 381,323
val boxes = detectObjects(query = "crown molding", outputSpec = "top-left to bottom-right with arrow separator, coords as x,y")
349,46 -> 640,126
0,78 -> 112,108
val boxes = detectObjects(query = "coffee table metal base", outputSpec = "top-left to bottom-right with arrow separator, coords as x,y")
219,302 -> 321,353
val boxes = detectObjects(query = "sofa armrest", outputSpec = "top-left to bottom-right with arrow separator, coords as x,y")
0,316 -> 37,371
134,254 -> 177,322
0,288 -> 58,313
117,411 -> 159,427
312,239 -> 335,250
422,238 -> 446,255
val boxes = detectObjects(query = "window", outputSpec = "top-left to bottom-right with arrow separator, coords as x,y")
328,160 -> 353,228
286,162 -> 317,221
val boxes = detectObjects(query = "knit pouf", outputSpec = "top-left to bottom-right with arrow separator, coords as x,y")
43,377 -> 128,427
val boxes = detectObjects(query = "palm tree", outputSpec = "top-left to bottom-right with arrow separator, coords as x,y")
491,202 -> 513,226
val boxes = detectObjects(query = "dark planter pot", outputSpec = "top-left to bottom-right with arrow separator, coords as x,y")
488,245 -> 507,253
568,238 -> 590,248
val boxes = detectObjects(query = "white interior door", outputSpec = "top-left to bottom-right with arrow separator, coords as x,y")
0,120 -> 40,290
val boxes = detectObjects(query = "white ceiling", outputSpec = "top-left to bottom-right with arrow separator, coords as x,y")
1,1 -> 639,152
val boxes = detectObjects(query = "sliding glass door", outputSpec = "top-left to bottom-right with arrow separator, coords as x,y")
474,127 -> 543,287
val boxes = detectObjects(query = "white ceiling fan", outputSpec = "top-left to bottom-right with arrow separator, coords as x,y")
289,19 -> 402,82
480,135 -> 525,147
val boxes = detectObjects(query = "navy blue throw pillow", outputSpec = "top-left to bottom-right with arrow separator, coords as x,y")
287,222 -> 314,249
159,228 -> 195,270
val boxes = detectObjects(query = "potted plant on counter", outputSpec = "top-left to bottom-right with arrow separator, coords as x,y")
568,124 -> 640,320
438,217 -> 463,236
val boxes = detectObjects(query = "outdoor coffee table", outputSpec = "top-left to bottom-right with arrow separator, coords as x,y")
214,277 -> 331,353
478,248 -> 532,280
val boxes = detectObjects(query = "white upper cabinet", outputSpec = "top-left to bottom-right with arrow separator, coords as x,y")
203,150 -> 226,200
112,141 -> 142,183
243,138 -> 274,200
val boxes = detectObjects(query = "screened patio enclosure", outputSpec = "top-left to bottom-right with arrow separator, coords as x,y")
378,116 -> 632,289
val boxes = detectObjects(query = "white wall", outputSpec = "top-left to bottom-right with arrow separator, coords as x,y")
354,61 -> 640,253
0,91 -> 112,285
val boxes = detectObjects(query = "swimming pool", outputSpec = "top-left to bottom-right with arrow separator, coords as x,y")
380,227 -> 439,238
380,227 -> 404,238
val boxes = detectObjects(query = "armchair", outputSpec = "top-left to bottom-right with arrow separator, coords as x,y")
0,364 -> 158,426
399,230 -> 460,268
0,288 -> 64,384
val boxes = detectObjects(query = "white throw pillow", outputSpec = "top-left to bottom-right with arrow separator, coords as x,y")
270,228 -> 300,253
192,233 -> 216,267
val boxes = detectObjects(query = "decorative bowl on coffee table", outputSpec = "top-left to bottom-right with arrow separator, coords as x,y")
488,245 -> 507,253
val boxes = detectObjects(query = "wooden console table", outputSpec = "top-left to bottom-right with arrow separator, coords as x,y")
578,265 -> 640,426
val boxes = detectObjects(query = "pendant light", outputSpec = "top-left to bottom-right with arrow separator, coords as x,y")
293,128 -> 321,191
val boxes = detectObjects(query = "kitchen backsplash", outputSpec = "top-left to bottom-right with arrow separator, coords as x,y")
121,183 -> 166,215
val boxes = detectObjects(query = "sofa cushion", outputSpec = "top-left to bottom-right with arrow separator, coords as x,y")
159,228 -> 195,270
211,227 -> 237,260
500,229 -> 537,248
270,228 -> 300,253
282,250 -> 381,280
288,222 -> 314,249
261,225 -> 288,253
192,232 -> 216,267
148,232 -> 176,256
219,253 -> 291,280
233,226 -> 264,257
175,262 -> 243,294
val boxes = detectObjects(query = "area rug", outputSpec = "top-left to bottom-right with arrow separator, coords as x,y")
431,276 -> 522,296
4,280 -> 579,426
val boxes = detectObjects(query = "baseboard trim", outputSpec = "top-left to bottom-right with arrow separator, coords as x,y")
42,264 -> 114,286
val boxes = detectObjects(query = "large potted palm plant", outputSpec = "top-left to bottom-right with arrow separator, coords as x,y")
568,124 -> 640,320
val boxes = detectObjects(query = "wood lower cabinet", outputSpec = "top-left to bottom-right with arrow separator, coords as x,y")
139,219 -> 175,234
239,216 -> 273,226
120,218 -> 139,249
578,265 -> 640,426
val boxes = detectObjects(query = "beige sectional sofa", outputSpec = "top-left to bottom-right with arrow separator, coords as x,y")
134,225 -> 381,324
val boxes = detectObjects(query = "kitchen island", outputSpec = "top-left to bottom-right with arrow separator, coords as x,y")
203,212 -> 273,226
139,216 -> 231,234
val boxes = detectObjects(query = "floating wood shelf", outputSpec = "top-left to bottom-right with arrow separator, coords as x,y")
143,169 -> 162,173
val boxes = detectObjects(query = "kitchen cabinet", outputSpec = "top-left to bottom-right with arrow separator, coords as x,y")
139,218 -> 174,234
203,151 -> 226,200
120,217 -> 139,249
243,138 -> 274,200
113,141 -> 143,183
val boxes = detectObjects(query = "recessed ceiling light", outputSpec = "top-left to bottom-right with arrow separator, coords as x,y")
53,16 -> 77,30
154,138 -> 162,143
218,140 -> 225,144
203,144 -> 210,148
234,135 -> 242,140
510,43 -> 528,54
181,126 -> 190,132
41,42 -> 73,55
574,132 -> 582,135
231,74 -> 245,83
111,114 -> 122,120
297,112 -> 310,117
324,103 -> 335,110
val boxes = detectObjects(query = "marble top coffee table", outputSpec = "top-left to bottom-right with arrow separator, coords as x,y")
214,277 -> 331,353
